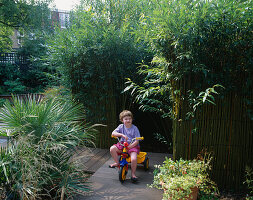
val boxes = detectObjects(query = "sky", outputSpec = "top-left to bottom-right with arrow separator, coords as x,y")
50,0 -> 80,11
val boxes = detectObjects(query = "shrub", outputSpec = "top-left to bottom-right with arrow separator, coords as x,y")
150,156 -> 218,199
0,95 -> 94,199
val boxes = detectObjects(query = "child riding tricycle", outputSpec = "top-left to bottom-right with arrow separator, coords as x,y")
111,136 -> 149,183
109,110 -> 149,183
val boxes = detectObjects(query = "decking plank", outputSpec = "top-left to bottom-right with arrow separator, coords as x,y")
73,148 -> 111,174
84,149 -> 111,173
87,150 -> 111,173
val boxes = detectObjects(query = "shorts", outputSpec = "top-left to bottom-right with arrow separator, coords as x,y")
114,142 -> 140,154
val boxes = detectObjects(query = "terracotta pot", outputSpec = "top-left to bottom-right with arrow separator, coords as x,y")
161,183 -> 198,200
184,187 -> 198,200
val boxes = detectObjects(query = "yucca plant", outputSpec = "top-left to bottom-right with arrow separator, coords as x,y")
0,95 -> 94,199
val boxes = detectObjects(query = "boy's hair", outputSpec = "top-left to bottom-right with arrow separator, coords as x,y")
119,110 -> 133,122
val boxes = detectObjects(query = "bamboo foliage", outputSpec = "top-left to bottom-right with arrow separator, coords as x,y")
46,0 -> 152,148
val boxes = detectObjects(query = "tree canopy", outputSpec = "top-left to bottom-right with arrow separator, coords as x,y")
0,0 -> 52,51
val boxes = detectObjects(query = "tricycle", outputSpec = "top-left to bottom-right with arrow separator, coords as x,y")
112,136 -> 149,183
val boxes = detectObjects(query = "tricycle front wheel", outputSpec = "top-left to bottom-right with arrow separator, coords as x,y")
119,165 -> 128,183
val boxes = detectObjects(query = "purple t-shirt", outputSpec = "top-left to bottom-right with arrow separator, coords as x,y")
113,124 -> 141,144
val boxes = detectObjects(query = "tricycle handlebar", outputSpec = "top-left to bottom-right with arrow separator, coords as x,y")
135,137 -> 144,141
111,135 -> 144,144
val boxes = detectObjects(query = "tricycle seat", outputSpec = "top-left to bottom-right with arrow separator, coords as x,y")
126,151 -> 147,164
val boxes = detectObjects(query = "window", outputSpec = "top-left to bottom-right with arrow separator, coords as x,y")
17,31 -> 24,45
59,12 -> 69,28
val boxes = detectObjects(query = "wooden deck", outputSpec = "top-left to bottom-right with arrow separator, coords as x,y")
73,147 -> 111,174
76,151 -> 173,200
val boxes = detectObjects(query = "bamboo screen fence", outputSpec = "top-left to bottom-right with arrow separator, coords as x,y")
173,90 -> 253,191
90,82 -> 133,149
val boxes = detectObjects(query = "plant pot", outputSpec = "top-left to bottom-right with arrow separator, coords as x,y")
184,187 -> 198,200
167,187 -> 198,200
161,181 -> 198,200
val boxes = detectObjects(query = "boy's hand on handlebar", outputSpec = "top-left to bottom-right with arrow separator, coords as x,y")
122,134 -> 128,142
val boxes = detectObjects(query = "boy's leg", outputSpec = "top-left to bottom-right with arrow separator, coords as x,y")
130,151 -> 138,178
109,145 -> 122,167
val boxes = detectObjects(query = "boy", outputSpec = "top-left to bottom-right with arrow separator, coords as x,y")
109,110 -> 140,182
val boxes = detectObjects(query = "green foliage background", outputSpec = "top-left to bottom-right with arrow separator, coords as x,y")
126,0 -> 252,118
0,0 -> 52,51
46,0 -> 153,132
0,33 -> 52,94
0,0 -> 54,94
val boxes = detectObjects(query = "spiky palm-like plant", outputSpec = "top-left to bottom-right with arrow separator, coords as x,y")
0,95 -> 94,199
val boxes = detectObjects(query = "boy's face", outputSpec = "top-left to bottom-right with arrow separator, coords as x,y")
122,116 -> 132,126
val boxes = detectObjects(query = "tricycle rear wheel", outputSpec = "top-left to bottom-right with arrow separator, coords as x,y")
143,157 -> 149,171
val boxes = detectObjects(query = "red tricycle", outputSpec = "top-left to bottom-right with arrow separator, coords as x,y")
112,136 -> 149,183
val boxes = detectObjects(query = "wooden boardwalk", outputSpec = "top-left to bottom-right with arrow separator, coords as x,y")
75,150 -> 172,200
73,147 -> 111,174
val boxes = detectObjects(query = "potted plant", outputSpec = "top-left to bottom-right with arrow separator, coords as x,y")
149,156 -> 218,200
